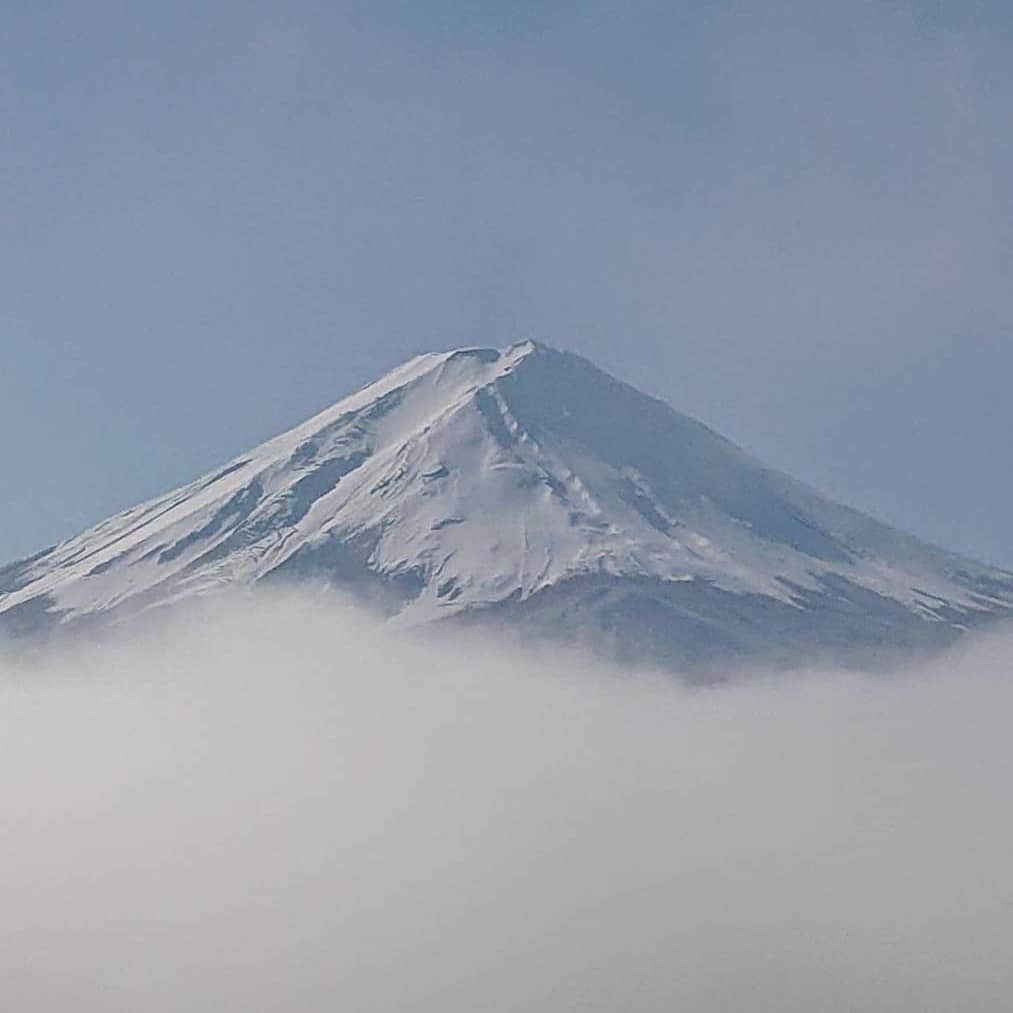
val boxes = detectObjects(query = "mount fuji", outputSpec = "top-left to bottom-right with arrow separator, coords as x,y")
3,340 -> 1011,670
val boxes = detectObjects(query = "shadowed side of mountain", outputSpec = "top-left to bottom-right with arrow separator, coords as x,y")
444,571 -> 986,677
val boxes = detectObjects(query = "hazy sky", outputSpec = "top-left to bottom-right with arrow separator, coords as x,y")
3,0 -> 1011,566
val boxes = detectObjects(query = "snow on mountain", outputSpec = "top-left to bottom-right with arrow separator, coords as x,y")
2,340 -> 1011,669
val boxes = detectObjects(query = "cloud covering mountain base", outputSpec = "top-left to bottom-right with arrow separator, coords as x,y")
2,593 -> 1012,1011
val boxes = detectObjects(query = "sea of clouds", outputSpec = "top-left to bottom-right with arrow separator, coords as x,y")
2,590 -> 1011,1011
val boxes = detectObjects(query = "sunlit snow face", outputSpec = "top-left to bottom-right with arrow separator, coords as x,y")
2,590 -> 1012,1013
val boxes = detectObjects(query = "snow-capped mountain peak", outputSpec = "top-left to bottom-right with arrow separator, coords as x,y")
3,340 -> 1011,668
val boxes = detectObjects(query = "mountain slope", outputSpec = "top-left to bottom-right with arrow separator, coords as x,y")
3,340 -> 1011,669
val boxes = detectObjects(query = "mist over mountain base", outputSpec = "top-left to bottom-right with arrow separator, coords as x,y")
3,591 -> 1011,1012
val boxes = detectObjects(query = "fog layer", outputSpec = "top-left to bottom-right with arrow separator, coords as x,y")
2,593 -> 1011,1011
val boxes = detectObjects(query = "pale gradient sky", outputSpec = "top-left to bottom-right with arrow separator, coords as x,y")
3,0 -> 1011,566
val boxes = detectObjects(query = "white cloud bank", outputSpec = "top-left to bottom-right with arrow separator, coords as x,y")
2,592 -> 1012,1012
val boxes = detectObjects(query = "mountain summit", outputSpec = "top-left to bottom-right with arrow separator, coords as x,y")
3,340 -> 1011,669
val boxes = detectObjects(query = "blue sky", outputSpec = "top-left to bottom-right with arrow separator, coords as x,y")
3,0 -> 1012,566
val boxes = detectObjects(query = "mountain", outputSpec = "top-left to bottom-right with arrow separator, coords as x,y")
2,340 -> 1011,670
